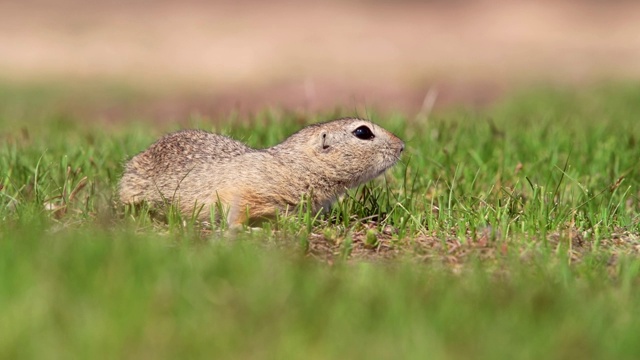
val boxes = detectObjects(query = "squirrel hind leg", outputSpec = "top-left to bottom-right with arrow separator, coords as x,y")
225,195 -> 244,228
225,190 -> 279,227
211,190 -> 254,228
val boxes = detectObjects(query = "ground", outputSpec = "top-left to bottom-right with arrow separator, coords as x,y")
2,0 -> 640,116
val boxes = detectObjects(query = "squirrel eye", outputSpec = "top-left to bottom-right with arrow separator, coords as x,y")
352,126 -> 375,140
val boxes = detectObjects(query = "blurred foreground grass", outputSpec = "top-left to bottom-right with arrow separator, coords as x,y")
1,82 -> 639,359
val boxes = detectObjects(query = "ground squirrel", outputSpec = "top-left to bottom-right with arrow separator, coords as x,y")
119,118 -> 404,225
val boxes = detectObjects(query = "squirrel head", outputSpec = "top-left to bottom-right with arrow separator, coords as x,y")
281,118 -> 405,187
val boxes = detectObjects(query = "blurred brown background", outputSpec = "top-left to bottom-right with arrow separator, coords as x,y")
1,0 -> 639,115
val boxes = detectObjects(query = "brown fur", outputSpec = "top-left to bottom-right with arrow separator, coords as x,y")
119,118 -> 404,225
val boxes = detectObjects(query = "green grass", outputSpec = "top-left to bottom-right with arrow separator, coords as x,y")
1,81 -> 640,359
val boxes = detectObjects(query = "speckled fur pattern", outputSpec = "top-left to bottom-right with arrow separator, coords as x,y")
119,118 -> 405,225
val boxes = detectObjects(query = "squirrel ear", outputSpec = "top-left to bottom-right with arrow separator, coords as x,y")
320,133 -> 330,150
